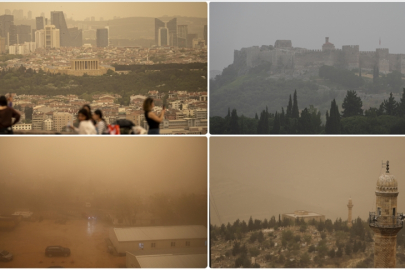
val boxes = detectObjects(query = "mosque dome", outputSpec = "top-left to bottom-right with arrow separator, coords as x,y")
376,161 -> 398,193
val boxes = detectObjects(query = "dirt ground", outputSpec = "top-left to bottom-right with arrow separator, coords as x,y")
0,219 -> 125,268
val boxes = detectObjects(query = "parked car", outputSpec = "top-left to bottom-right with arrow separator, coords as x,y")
0,250 -> 13,261
45,246 -> 70,257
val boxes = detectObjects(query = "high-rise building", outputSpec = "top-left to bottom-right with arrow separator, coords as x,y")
203,25 -> 207,45
96,28 -> 108,47
177,25 -> 188,48
369,161 -> 403,268
347,198 -> 353,228
0,14 -> 14,45
16,24 -> 31,44
27,10 -> 32,20
44,25 -> 60,48
36,16 -> 45,30
186,33 -> 197,49
0,37 -> 5,53
154,18 -> 165,46
91,16 -> 95,22
5,9 -> 11,15
8,24 -> 18,45
166,18 -> 177,47
35,29 -> 45,48
31,28 -> 36,42
12,9 -> 23,20
158,27 -> 169,46
51,11 -> 82,47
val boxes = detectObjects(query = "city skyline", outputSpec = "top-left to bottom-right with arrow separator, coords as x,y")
2,2 -> 207,21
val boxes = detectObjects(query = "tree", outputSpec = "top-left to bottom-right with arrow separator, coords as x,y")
397,88 -> 405,116
292,90 -> 299,118
300,252 -> 310,267
25,106 -> 33,121
345,242 -> 352,256
325,99 -> 341,134
286,94 -> 293,118
229,109 -> 239,134
381,92 -> 398,116
342,90 -> 363,117
248,216 -> 254,231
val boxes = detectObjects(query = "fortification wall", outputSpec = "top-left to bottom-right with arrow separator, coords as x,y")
377,48 -> 390,74
342,45 -> 359,69
294,50 -> 337,69
233,46 -> 261,68
388,54 -> 405,73
359,52 -> 376,71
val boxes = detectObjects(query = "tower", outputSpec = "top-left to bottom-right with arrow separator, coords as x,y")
369,161 -> 403,268
347,197 -> 353,228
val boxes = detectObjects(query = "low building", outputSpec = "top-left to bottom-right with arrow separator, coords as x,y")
126,252 -> 207,268
282,210 -> 325,223
12,123 -> 32,131
109,225 -> 207,255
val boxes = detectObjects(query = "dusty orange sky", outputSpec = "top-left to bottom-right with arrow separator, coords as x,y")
210,137 -> 405,225
0,137 -> 207,196
1,2 -> 207,20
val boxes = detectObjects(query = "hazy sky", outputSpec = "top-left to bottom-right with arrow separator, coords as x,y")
0,137 -> 207,196
1,2 -> 207,20
210,2 -> 405,71
210,137 -> 405,226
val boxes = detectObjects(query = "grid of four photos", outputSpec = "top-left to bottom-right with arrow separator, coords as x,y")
1,1 -> 405,269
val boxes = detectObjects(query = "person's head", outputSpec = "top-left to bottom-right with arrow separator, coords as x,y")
0,96 -> 7,106
94,109 -> 103,121
78,108 -> 91,122
143,97 -> 154,112
83,104 -> 92,113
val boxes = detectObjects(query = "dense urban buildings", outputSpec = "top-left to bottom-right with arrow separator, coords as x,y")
51,11 -> 82,47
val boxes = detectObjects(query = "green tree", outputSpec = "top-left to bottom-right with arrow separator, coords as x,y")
300,252 -> 310,267
230,109 -> 239,134
325,99 -> 341,134
342,90 -> 363,117
286,94 -> 293,118
381,92 -> 398,116
292,90 -> 299,118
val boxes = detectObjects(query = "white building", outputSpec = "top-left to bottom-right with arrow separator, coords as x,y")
126,253 -> 207,268
109,225 -> 207,255
53,112 -> 72,132
35,25 -> 60,49
42,118 -> 53,131
12,123 -> 32,131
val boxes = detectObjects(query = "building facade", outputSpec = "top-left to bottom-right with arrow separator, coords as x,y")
96,28 -> 108,47
53,112 -> 73,132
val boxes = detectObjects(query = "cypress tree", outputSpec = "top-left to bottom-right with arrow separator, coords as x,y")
230,109 -> 239,134
272,112 -> 280,134
325,99 -> 341,134
292,90 -> 299,118
286,94 -> 293,117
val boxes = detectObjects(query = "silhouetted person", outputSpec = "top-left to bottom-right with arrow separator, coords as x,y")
93,109 -> 108,134
69,108 -> 96,134
143,97 -> 165,134
0,96 -> 20,134
83,104 -> 96,125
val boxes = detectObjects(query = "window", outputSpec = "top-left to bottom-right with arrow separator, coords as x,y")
378,207 -> 381,216
171,242 -> 175,247
393,208 -> 396,216
151,243 -> 156,248
186,241 -> 190,247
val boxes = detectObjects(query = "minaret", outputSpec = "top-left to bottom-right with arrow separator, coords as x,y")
347,197 -> 353,228
369,161 -> 403,268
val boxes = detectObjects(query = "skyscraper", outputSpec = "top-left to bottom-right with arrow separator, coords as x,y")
27,10 -> 32,20
51,11 -> 82,47
36,16 -> 45,30
177,25 -> 188,48
0,14 -> 14,45
154,18 -> 165,46
187,33 -> 197,49
8,24 -> 18,45
96,28 -> 108,47
369,161 -> 403,268
158,27 -> 169,46
16,25 -> 31,44
44,25 -> 60,48
166,18 -> 177,47
203,25 -> 207,45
